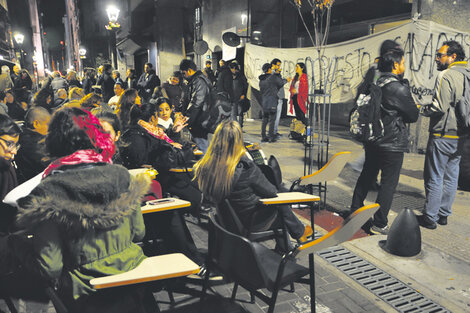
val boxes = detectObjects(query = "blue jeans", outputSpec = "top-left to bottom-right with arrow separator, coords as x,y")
273,99 -> 283,134
423,136 -> 462,221
193,137 -> 209,154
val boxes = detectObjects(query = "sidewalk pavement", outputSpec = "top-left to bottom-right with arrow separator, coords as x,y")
2,118 -> 469,313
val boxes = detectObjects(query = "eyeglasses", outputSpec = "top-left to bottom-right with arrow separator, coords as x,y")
0,137 -> 20,152
435,52 -> 449,59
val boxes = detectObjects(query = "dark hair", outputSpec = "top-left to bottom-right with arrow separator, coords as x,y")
378,48 -> 404,73
155,97 -> 170,109
127,68 -> 135,76
206,61 -> 212,65
114,82 -> 124,88
145,62 -> 153,68
130,102 -> 158,125
112,70 -> 121,78
229,62 -> 239,70
262,63 -> 271,73
103,64 -> 112,74
443,40 -> 466,61
80,93 -> 102,110
45,107 -> 95,158
380,40 -> 401,57
294,62 -> 307,82
271,58 -> 281,66
118,88 -> 138,129
179,59 -> 197,72
96,111 -> 122,135
33,87 -> 53,108
0,114 -> 21,136
24,106 -> 50,129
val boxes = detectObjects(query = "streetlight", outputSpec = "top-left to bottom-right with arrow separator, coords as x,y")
105,5 -> 120,70
14,33 -> 25,68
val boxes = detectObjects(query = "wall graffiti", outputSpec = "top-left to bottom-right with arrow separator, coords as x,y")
245,20 -> 470,106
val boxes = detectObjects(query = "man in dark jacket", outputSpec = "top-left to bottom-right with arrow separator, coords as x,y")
97,64 -> 115,103
348,47 -> 419,235
15,107 -> 51,183
259,63 -> 288,142
230,62 -> 248,125
180,59 -> 211,153
203,61 -> 216,85
137,63 -> 160,102
215,60 -> 233,101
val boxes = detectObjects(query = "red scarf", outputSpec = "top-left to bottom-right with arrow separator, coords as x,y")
43,110 -> 115,178
138,120 -> 174,144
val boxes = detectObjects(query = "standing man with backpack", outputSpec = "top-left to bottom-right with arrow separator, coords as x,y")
179,59 -> 211,153
347,47 -> 419,235
418,40 -> 468,229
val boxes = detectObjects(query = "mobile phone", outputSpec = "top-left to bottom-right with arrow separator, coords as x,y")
146,199 -> 175,205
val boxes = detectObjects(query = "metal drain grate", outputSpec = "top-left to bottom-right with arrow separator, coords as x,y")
318,246 -> 450,313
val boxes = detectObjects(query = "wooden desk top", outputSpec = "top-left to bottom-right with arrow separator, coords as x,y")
169,167 -> 193,173
128,168 -> 158,179
260,192 -> 320,205
141,198 -> 191,214
90,253 -> 199,289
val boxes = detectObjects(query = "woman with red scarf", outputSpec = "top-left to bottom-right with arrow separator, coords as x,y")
1,107 -> 154,311
288,62 -> 308,125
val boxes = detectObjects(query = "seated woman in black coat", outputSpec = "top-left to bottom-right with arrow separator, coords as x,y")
120,102 -> 206,269
194,120 -> 313,248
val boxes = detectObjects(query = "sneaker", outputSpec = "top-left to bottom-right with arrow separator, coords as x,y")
298,225 -> 313,243
269,138 -> 277,143
417,214 -> 437,229
275,133 -> 282,140
437,215 -> 447,226
369,225 -> 389,235
261,137 -> 269,142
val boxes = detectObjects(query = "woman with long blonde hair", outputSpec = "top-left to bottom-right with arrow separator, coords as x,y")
194,120 -> 312,247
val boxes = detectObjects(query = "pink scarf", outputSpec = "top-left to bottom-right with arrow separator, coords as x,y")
43,110 -> 115,178
138,120 -> 174,144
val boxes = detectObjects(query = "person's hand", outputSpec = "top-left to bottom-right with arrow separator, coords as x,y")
173,117 -> 188,133
171,142 -> 182,149
287,77 -> 292,82
291,88 -> 297,94
240,95 -> 245,100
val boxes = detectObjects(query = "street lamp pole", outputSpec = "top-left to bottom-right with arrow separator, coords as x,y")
105,5 -> 120,70
14,33 -> 25,68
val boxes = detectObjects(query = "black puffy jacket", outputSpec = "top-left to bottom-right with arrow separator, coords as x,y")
369,73 -> 419,153
227,156 -> 277,228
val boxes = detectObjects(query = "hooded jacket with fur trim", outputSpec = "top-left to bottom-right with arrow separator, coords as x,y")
16,163 -> 150,301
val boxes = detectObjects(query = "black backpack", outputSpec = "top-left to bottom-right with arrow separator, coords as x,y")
450,67 -> 470,131
349,77 -> 397,143
198,78 -> 232,133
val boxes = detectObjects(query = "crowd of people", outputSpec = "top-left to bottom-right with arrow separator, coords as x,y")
0,56 -> 311,312
0,37 -> 467,311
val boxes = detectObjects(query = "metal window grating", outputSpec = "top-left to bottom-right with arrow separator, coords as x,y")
317,246 -> 450,313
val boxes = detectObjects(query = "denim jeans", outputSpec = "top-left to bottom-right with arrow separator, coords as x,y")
273,99 -> 283,134
351,146 -> 404,228
423,136 -> 462,221
261,111 -> 276,140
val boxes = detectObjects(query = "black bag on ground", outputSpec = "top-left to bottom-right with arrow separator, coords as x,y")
289,118 -> 306,141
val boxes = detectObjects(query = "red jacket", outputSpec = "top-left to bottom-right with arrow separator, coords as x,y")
289,73 -> 308,115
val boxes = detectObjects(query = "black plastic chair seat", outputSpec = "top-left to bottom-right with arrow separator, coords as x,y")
253,243 -> 309,292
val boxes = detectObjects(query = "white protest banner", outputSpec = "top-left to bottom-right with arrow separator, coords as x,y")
244,20 -> 470,106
